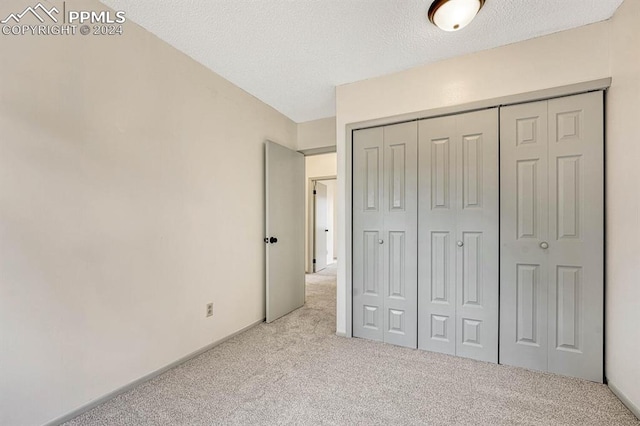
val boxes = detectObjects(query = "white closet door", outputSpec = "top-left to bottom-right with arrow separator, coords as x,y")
500,92 -> 604,382
353,127 -> 385,342
418,115 -> 457,355
499,100 -> 550,372
353,122 -> 417,348
418,109 -> 499,363
454,109 -> 499,363
547,92 -> 604,382
382,122 -> 418,348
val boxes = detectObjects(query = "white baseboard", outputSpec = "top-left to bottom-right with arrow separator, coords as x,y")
335,331 -> 347,337
609,380 -> 640,420
45,318 -> 265,426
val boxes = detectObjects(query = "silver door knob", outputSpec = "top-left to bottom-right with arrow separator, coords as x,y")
378,239 -> 384,245
540,242 -> 549,249
457,241 -> 464,247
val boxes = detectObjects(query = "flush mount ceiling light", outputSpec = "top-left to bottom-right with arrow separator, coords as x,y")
428,0 -> 486,32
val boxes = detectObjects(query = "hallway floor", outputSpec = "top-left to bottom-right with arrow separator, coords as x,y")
66,265 -> 637,425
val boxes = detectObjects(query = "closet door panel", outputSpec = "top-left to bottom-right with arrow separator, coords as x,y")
455,108 -> 499,363
418,116 -> 457,354
383,122 -> 418,348
547,92 -> 603,382
353,127 -> 384,342
500,101 -> 550,372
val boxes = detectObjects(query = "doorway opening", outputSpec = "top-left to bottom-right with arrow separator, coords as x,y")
302,152 -> 338,327
312,179 -> 337,272
304,152 -> 338,274
264,144 -> 337,324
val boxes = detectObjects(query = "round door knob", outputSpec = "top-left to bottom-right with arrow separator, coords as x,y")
457,241 -> 464,247
540,242 -> 549,249
269,237 -> 278,244
378,239 -> 384,245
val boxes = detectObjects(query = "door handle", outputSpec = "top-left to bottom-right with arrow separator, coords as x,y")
378,239 -> 384,245
457,241 -> 464,247
540,241 -> 549,249
325,229 -> 329,232
270,237 -> 278,244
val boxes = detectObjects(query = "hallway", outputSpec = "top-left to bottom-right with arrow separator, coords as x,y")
66,266 -> 637,425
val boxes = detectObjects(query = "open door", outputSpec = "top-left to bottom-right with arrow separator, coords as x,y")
314,182 -> 328,272
265,140 -> 305,323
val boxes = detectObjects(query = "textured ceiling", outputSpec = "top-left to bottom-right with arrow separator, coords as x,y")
100,0 -> 623,123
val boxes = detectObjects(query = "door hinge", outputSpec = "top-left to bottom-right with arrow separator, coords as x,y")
313,190 -> 317,195
313,259 -> 316,264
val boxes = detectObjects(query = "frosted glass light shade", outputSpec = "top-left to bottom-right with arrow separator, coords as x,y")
428,0 -> 485,32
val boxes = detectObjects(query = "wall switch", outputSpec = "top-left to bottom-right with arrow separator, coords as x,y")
206,303 -> 213,317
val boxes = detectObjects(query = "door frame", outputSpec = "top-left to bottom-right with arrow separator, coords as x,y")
308,175 -> 337,273
342,78 -> 611,339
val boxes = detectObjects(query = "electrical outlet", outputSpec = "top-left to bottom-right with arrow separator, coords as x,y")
206,302 -> 213,317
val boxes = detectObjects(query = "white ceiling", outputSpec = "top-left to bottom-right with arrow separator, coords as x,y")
100,0 -> 623,123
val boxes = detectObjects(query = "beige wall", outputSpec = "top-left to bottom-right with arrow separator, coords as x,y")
0,1 -> 297,424
336,23 -> 609,127
304,153 -> 337,272
297,117 -> 337,151
605,0 -> 640,413
336,0 -> 639,413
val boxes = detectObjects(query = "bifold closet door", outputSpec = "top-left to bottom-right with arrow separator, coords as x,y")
353,127 -> 384,342
417,115 -> 457,355
499,99 -> 549,372
353,122 -> 418,348
418,109 -> 499,363
500,91 -> 604,382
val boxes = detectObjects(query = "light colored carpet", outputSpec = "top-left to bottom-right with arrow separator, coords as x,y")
66,264 -> 638,425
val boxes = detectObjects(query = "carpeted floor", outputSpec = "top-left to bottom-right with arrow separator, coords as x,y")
66,264 -> 638,425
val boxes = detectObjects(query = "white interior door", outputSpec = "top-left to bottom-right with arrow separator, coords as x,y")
499,92 -> 604,382
418,114 -> 457,355
352,122 -> 418,348
352,127 -> 385,342
314,182 -> 328,272
325,180 -> 336,263
454,109 -> 499,363
265,140 -> 305,323
418,109 -> 499,363
499,99 -> 550,372
382,122 -> 418,348
547,92 -> 604,381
